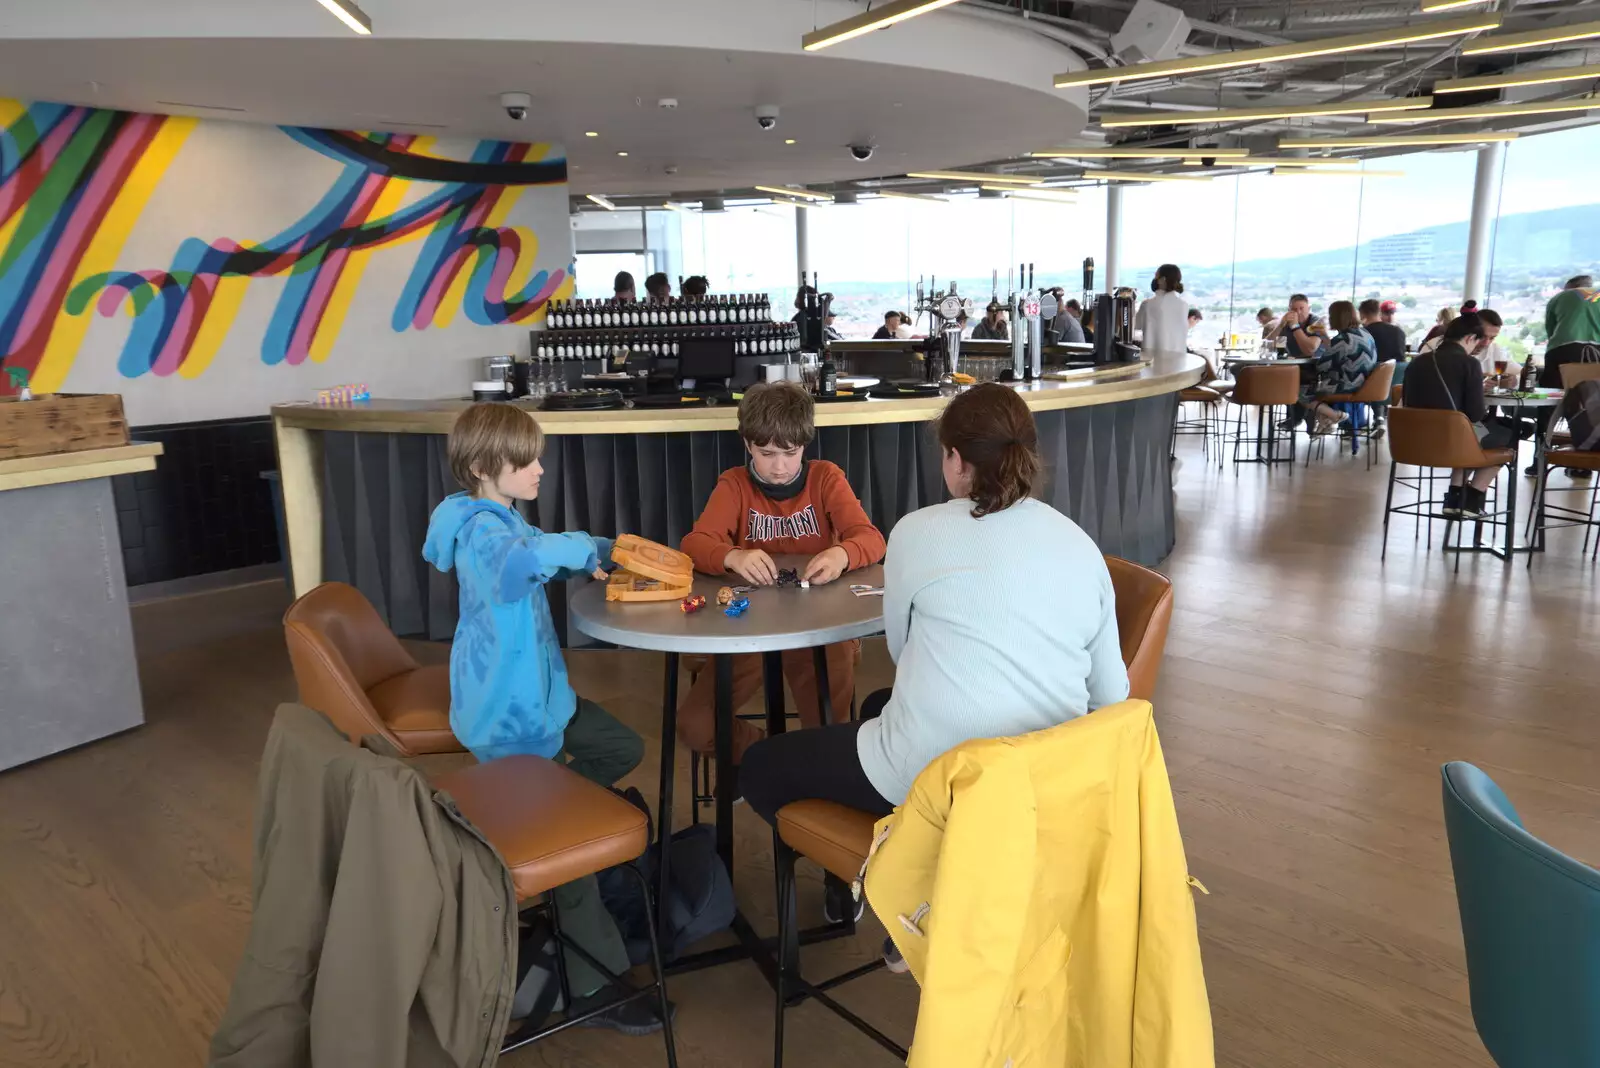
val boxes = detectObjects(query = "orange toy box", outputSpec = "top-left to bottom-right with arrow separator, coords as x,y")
605,534 -> 695,602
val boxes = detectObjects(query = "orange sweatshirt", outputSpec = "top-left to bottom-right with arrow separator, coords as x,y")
682,460 -> 887,575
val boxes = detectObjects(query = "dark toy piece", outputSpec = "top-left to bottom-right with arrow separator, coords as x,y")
776,568 -> 800,587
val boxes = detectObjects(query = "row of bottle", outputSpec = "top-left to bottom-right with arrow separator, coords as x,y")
534,325 -> 802,361
546,294 -> 773,330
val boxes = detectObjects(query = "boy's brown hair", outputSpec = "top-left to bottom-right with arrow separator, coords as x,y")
737,381 -> 815,449
448,402 -> 544,492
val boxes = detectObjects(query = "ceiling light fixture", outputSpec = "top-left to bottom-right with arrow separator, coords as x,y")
1462,17 -> 1600,55
616,151 -> 629,157
801,0 -> 964,51
1098,96 -> 1433,128
1030,146 -> 1248,159
1088,170 -> 1213,182
991,187 -> 1082,202
1420,0 -> 1492,11
662,201 -> 700,212
906,170 -> 1044,184
874,189 -> 949,202
1223,156 -> 1364,166
313,0 -> 373,35
584,131 -> 599,137
585,193 -> 616,210
1367,96 -> 1600,122
1279,132 -> 1520,147
1054,13 -> 1500,88
785,139 -> 797,144
1434,62 -> 1600,94
753,185 -> 834,201
1272,168 -> 1406,177
771,197 -> 817,209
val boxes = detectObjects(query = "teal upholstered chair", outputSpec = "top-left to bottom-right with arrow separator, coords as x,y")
1441,761 -> 1600,1068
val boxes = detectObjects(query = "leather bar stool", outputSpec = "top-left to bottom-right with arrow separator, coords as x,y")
283,582 -> 462,756
1224,364 -> 1302,471
1306,361 -> 1396,470
1382,407 -> 1517,569
1175,384 -> 1224,463
433,756 -> 678,1061
767,554 -> 1175,1066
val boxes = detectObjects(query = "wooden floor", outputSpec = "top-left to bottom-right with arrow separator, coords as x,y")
4,433 -> 1600,1067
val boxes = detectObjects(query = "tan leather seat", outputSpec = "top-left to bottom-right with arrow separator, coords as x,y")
1105,555 -> 1174,701
433,756 -> 648,902
1388,407 -> 1516,471
283,582 -> 463,756
1320,360 -> 1395,406
1542,448 -> 1600,473
777,555 -> 1175,877
1179,385 -> 1222,404
1230,364 -> 1301,406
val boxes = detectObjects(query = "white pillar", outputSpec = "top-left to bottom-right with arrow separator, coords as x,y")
1106,183 -> 1123,293
1463,141 -> 1504,305
795,205 -> 810,284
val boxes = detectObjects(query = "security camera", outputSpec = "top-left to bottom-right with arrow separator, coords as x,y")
1200,155 -> 1216,167
755,104 -> 780,130
500,91 -> 531,121
848,144 -> 875,161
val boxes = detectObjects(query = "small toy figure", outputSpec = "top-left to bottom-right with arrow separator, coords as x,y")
716,585 -> 735,606
680,594 -> 707,614
776,568 -> 800,587
723,596 -> 750,618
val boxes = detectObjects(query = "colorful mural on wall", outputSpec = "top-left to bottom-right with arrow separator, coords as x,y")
0,99 -> 571,395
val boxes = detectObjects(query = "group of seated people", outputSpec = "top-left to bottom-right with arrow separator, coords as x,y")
423,380 -> 1131,1033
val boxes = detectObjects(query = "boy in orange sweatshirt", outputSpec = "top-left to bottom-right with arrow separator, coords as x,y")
678,381 -> 886,765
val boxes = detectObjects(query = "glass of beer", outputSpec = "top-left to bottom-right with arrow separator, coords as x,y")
1493,357 -> 1508,376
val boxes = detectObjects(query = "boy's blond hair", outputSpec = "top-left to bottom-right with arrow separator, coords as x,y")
448,403 -> 544,492
737,381 -> 815,449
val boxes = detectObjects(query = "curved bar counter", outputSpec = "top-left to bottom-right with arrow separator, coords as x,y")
271,353 -> 1204,640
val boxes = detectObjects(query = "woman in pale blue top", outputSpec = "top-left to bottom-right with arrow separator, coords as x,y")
742,383 -> 1131,817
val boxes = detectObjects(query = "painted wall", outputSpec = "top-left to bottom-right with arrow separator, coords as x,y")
0,99 -> 572,424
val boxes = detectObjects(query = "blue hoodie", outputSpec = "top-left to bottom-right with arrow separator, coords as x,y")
421,492 -> 613,761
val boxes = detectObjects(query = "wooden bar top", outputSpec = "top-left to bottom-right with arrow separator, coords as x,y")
271,353 -> 1205,437
0,442 -> 163,493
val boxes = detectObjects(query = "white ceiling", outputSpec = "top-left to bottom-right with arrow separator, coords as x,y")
0,0 -> 1089,196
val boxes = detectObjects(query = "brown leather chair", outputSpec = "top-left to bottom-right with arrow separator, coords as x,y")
1175,385 -> 1224,461
1309,361 -> 1396,469
283,582 -> 462,756
1104,555 -> 1174,701
1382,407 -> 1518,566
1225,364 -> 1302,469
768,554 -> 1175,1065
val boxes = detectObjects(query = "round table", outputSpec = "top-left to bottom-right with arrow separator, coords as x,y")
1484,391 -> 1565,555
569,554 -> 886,975
1221,355 -> 1316,367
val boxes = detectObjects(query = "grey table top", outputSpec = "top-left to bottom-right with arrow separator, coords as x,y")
1222,355 -> 1316,367
1486,391 -> 1563,408
569,553 -> 886,654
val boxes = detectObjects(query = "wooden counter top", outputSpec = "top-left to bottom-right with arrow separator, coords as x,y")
0,442 -> 163,492
271,353 -> 1205,436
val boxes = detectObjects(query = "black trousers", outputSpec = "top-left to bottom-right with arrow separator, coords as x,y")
741,692 -> 895,828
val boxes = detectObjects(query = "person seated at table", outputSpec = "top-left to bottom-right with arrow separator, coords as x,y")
740,383 -> 1131,939
1361,299 -> 1409,438
872,310 -> 909,339
971,300 -> 1010,340
1402,312 -> 1528,519
421,403 -> 661,1035
676,381 -> 885,771
1257,307 -> 1276,338
1296,300 -> 1376,436
1423,305 -> 1455,345
1274,294 -> 1330,431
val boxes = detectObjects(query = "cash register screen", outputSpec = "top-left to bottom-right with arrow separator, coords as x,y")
677,338 -> 736,382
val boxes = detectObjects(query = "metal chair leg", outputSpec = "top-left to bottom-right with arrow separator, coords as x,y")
773,835 -> 800,1068
627,863 -> 680,1067
1382,459 -> 1397,561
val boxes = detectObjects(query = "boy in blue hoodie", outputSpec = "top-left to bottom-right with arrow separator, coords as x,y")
422,402 -> 662,1036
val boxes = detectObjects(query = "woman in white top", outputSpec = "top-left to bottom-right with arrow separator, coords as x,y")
1134,263 -> 1190,356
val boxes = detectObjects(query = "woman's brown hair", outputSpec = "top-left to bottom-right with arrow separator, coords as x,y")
1153,263 -> 1184,294
448,402 -> 544,492
938,383 -> 1041,518
1327,299 -> 1358,333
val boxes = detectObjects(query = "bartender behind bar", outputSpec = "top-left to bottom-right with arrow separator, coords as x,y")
971,300 -> 1009,340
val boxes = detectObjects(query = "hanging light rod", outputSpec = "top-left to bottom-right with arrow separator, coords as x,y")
990,187 -> 1081,202
874,189 -> 949,202
1434,61 -> 1600,93
1088,170 -> 1212,181
1030,146 -> 1248,158
906,170 -> 1044,184
313,0 -> 373,34
1279,132 -> 1519,147
1054,13 -> 1500,88
1098,97 -> 1432,128
1215,156 -> 1365,166
752,185 -> 834,201
802,0 -> 964,51
1420,0 -> 1492,11
1462,17 -> 1600,55
1273,168 -> 1406,177
585,193 -> 616,210
1368,96 -> 1600,122
770,197 -> 817,209
662,201 -> 698,212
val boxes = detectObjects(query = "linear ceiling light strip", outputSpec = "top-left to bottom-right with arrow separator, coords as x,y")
1367,96 -> 1600,122
1434,61 -> 1600,93
1279,132 -> 1520,147
1098,97 -> 1432,127
1462,18 -> 1600,56
906,170 -> 1045,184
802,0 -> 965,51
1053,13 -> 1500,88
752,185 -> 834,201
1031,147 -> 1249,158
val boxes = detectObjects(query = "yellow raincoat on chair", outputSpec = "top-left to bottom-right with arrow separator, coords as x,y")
861,700 -> 1213,1068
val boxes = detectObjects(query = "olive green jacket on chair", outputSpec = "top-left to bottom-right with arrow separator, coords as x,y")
862,700 -> 1214,1068
208,705 -> 517,1068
